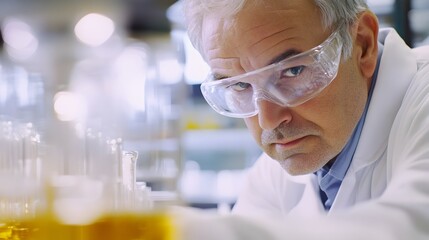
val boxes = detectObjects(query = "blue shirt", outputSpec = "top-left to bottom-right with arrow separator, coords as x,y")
315,43 -> 384,210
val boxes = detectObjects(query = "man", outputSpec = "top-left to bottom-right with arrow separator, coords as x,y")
178,0 -> 429,239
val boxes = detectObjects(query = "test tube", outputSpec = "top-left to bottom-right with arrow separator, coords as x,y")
119,150 -> 138,209
121,151 -> 138,192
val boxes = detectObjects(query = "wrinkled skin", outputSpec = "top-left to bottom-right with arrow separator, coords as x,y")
201,0 -> 379,175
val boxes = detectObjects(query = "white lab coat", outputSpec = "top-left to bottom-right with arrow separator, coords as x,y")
178,28 -> 429,239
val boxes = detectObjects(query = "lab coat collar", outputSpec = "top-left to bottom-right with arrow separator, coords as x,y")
328,29 -> 418,211
287,173 -> 326,216
349,28 -> 417,172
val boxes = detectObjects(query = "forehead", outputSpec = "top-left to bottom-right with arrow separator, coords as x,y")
201,0 -> 325,75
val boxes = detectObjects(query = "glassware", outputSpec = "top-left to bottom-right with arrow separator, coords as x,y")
0,1 -> 181,239
0,121 -> 43,240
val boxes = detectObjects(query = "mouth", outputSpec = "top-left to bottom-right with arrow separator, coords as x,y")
274,136 -> 306,149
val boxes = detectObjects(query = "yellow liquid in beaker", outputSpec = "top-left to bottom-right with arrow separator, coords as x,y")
0,221 -> 37,240
0,212 -> 175,240
0,223 -> 12,239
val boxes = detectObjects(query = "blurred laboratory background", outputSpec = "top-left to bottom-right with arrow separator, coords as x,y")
0,0 -> 428,216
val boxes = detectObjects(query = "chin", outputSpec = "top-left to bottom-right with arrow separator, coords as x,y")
278,156 -> 326,176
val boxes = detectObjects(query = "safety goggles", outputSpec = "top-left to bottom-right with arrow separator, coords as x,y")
200,29 -> 343,118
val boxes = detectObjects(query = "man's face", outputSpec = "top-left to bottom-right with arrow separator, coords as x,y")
201,0 -> 371,175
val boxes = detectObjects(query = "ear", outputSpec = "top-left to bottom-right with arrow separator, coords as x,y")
353,11 -> 379,79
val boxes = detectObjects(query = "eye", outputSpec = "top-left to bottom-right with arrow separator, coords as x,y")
281,66 -> 305,78
230,82 -> 251,92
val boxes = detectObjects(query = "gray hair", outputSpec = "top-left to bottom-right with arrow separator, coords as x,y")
183,0 -> 369,60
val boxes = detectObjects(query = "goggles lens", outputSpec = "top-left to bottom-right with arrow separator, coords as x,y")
200,29 -> 343,118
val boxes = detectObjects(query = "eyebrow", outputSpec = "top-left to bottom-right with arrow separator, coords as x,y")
268,49 -> 301,65
211,73 -> 229,81
211,49 -> 301,81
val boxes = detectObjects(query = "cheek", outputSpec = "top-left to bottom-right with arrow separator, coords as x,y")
244,117 -> 263,144
294,81 -> 353,143
305,62 -> 367,145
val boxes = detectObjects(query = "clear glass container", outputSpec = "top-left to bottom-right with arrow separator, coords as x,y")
0,1 -> 180,239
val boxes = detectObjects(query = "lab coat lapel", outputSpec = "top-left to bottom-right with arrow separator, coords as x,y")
331,29 -> 417,210
287,174 -> 326,216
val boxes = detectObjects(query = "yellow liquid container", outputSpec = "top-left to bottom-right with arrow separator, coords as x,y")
0,212 -> 176,240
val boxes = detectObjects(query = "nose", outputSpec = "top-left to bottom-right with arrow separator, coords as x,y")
257,99 -> 292,130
